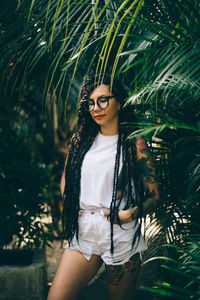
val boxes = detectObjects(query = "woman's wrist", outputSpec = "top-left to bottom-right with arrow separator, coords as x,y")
128,206 -> 139,222
104,207 -> 139,224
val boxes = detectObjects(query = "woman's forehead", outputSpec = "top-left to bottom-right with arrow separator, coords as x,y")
89,84 -> 112,98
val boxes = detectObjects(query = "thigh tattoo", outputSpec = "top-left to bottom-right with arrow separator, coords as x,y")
124,253 -> 140,273
105,264 -> 125,286
105,253 -> 140,285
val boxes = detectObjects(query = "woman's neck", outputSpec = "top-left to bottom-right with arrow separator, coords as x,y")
100,124 -> 119,136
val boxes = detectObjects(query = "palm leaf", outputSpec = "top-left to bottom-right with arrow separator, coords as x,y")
141,233 -> 200,298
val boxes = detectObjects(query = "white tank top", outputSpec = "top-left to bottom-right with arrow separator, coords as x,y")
80,131 -> 134,210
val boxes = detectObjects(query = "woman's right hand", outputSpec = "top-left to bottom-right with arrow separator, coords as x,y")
104,207 -> 138,224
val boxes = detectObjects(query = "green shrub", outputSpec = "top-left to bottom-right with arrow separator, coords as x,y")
0,132 -> 53,249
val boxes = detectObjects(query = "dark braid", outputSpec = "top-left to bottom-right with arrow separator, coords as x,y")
109,130 -> 123,254
62,131 -> 97,244
130,134 -> 144,249
62,73 -> 145,253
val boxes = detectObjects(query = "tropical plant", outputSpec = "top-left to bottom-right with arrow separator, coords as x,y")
141,231 -> 200,299
0,124 -> 53,249
0,0 -> 146,103
0,0 -> 80,234
122,0 -> 200,291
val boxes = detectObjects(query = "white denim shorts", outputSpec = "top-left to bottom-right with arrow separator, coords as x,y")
64,209 -> 147,265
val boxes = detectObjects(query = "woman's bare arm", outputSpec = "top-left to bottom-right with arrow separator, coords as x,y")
134,136 -> 160,216
60,171 -> 65,198
60,149 -> 69,198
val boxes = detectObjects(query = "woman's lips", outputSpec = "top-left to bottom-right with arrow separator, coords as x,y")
94,115 -> 105,120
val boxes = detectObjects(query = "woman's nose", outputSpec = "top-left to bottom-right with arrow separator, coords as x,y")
93,101 -> 101,111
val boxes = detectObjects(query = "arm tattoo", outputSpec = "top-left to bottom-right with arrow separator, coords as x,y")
136,137 -> 160,215
129,207 -> 138,221
130,212 -> 135,220
137,157 -> 157,183
143,187 -> 158,215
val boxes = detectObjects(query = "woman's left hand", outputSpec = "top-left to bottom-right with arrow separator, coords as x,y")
104,207 -> 138,224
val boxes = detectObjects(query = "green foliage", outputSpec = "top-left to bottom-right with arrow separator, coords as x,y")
141,232 -> 200,299
0,0 -> 146,103
0,128 -> 53,249
121,1 -> 200,296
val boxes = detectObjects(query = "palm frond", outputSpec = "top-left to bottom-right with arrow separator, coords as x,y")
142,233 -> 200,299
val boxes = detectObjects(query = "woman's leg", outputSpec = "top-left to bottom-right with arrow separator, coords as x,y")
105,253 -> 141,300
47,249 -> 103,300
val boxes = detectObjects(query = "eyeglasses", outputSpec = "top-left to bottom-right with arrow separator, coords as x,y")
82,96 -> 114,112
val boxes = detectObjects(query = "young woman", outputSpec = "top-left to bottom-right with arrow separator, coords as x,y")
47,74 -> 159,300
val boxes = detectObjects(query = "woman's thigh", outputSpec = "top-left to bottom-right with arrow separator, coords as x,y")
47,248 -> 103,300
105,253 -> 141,300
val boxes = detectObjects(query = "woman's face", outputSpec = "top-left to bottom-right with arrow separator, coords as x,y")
88,84 -> 120,132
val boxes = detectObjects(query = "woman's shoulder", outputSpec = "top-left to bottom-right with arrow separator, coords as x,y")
134,136 -> 153,162
135,136 -> 149,150
124,134 -> 148,148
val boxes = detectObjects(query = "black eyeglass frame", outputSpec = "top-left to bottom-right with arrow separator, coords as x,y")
82,96 -> 114,112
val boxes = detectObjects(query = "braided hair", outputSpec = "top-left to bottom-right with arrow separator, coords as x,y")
62,73 -> 144,254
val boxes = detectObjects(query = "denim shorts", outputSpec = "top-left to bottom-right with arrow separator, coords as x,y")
64,208 -> 147,265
